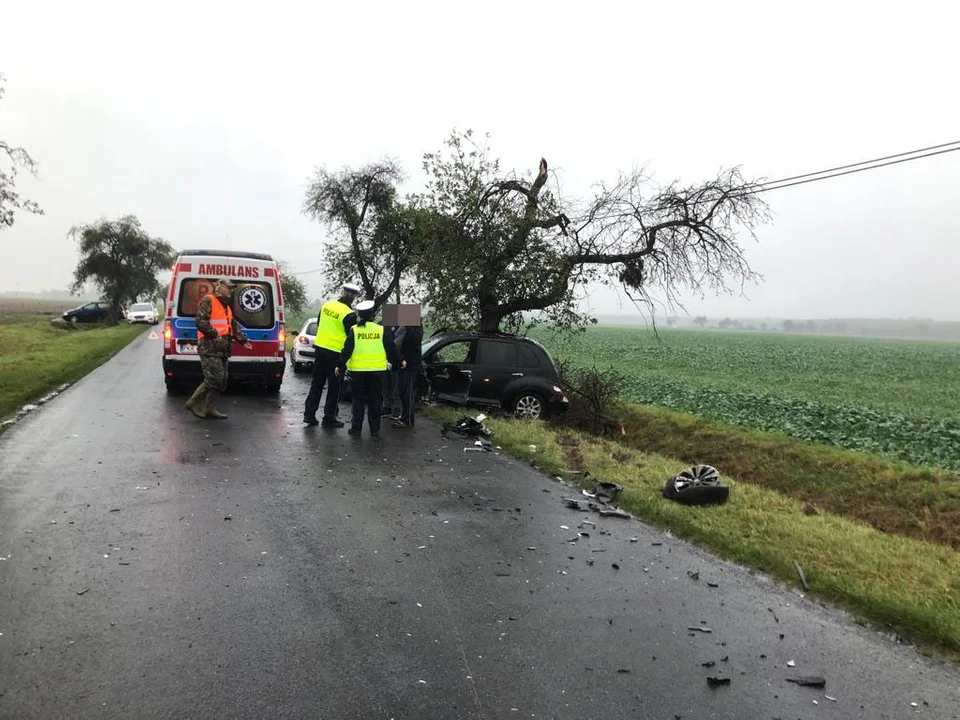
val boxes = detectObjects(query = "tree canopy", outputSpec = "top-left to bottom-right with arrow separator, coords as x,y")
69,215 -> 176,323
277,261 -> 309,315
305,130 -> 772,333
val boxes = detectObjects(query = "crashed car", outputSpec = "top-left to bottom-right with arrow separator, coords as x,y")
339,331 -> 567,420
421,331 -> 568,419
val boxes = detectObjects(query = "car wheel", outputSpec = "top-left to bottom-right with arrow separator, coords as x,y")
511,392 -> 546,420
265,381 -> 282,394
70,316 -> 79,325
164,378 -> 180,394
292,361 -> 303,374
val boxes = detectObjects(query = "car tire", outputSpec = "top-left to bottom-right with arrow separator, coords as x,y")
265,381 -> 282,394
292,361 -> 303,374
511,391 -> 546,420
164,378 -> 180,394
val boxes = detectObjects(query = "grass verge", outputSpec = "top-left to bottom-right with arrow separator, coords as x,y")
618,404 -> 960,550
0,317 -> 146,422
423,405 -> 960,657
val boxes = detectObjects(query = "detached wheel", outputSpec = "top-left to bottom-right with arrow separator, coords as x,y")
511,392 -> 545,420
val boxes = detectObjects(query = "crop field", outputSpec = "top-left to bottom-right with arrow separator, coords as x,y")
542,326 -> 960,472
0,297 -> 78,322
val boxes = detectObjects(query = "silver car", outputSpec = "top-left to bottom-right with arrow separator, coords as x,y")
126,302 -> 158,324
290,318 -> 317,373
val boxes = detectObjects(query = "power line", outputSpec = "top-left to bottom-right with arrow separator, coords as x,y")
755,140 -> 960,190
751,144 -> 960,195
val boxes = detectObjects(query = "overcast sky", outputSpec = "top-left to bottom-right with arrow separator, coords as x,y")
2,0 -> 958,319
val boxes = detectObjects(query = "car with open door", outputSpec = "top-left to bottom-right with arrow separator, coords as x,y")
421,332 -> 568,419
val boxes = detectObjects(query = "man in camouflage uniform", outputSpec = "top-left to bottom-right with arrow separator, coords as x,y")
185,277 -> 252,419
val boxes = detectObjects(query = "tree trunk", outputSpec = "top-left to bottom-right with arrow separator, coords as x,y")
479,305 -> 502,333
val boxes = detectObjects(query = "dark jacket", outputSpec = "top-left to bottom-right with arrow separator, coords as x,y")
395,325 -> 424,368
338,320 -> 402,373
196,295 -> 248,358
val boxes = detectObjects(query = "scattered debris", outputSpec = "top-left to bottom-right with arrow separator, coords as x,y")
786,676 -> 826,688
701,661 -> 716,668
803,503 -> 819,516
706,677 -> 730,688
707,582 -> 719,588
592,482 -> 622,503
224,515 -> 232,521
442,415 -> 493,442
611,563 -> 620,570
687,570 -> 700,581
597,507 -> 630,519
617,668 -> 631,674
76,589 -> 89,596
793,560 -> 810,590
687,626 -> 712,633
825,695 -> 837,702
787,660 -> 796,667
663,464 -> 729,506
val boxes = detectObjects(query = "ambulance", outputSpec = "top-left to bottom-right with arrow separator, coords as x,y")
162,249 -> 287,393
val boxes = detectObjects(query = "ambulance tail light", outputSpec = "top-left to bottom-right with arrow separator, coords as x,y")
163,321 -> 172,350
277,324 -> 286,356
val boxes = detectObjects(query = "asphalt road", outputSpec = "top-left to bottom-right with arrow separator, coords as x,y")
1,333 -> 958,720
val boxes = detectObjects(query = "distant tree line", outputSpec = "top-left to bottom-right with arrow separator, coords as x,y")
692,316 -> 960,341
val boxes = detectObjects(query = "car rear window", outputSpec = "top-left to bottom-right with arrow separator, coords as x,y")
476,339 -> 519,367
517,343 -> 542,368
177,279 -> 275,330
131,304 -> 153,311
305,321 -> 318,336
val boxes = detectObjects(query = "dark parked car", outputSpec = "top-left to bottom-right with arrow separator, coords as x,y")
422,332 -> 568,418
341,331 -> 568,419
61,301 -> 115,324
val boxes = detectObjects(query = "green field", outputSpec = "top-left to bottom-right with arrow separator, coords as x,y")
540,327 -> 960,472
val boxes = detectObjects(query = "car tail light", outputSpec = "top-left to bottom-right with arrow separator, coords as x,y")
163,321 -> 172,350
298,335 -> 309,345
552,385 -> 567,401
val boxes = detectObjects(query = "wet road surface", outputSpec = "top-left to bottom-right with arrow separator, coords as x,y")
1,334 -> 958,719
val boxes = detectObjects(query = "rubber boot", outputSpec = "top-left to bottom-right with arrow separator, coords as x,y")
185,383 -> 208,418
204,388 -> 228,419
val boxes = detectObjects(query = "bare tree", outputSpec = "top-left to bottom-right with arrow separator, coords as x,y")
412,130 -> 771,333
303,159 -> 419,306
0,75 -> 43,231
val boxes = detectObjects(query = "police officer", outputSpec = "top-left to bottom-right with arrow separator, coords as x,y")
185,277 -> 252,419
334,300 -> 404,436
303,282 -> 361,427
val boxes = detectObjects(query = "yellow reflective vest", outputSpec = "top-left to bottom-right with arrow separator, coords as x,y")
315,300 -> 353,352
346,322 -> 388,372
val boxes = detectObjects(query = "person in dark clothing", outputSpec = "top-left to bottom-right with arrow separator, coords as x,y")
390,322 -> 424,429
303,282 -> 361,427
380,324 -> 402,418
334,301 -> 404,436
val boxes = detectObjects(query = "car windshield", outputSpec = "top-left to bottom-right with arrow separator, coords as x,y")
131,304 -> 153,311
421,336 -> 444,355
